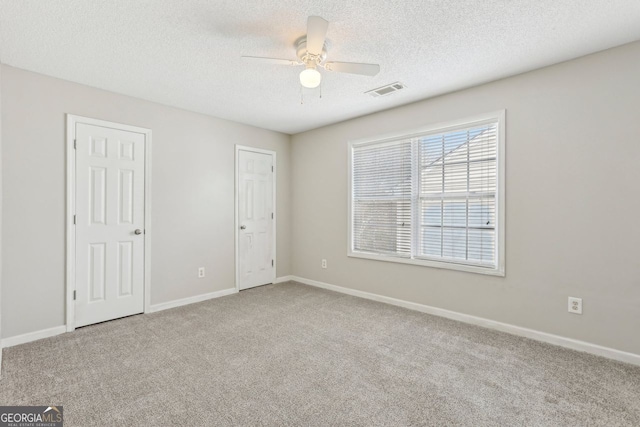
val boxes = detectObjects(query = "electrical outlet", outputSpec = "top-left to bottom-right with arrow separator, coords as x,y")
321,259 -> 327,269
198,267 -> 205,278
568,297 -> 582,314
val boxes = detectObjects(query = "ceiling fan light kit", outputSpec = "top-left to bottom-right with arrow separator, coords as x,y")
242,16 -> 380,94
299,67 -> 322,88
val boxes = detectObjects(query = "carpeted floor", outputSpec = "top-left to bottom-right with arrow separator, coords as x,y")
1,281 -> 639,426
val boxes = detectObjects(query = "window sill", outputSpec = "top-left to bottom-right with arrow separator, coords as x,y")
347,251 -> 505,277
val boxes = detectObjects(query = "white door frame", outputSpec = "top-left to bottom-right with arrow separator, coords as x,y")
235,145 -> 277,291
65,114 -> 153,332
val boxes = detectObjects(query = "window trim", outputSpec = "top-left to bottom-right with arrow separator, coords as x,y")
347,110 -> 506,277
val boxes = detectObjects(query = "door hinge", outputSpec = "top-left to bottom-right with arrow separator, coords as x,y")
271,212 -> 274,219
73,139 -> 77,149
272,259 -> 274,267
272,166 -> 274,172
73,214 -> 76,225
73,290 -> 76,300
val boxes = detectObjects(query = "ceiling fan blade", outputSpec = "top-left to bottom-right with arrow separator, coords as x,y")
306,16 -> 329,55
241,56 -> 300,66
324,62 -> 380,76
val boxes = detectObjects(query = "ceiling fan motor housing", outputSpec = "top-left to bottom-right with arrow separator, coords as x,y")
296,37 -> 327,66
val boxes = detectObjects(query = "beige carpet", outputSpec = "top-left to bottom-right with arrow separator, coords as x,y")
1,281 -> 639,426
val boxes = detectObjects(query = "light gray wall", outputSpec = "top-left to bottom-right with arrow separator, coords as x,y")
291,41 -> 640,355
0,63 -> 3,365
1,65 -> 291,339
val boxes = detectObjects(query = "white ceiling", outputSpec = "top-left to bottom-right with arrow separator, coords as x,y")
1,1 -> 639,134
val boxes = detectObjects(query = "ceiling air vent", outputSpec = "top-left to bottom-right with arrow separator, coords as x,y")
366,82 -> 406,97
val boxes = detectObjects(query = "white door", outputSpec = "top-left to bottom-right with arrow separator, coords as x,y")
75,123 -> 146,327
237,148 -> 275,290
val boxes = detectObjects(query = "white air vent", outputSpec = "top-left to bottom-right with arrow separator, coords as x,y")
366,82 -> 406,97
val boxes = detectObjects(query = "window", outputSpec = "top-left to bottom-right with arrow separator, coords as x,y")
349,111 -> 505,276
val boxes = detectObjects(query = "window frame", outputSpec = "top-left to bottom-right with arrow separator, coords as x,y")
348,110 -> 506,276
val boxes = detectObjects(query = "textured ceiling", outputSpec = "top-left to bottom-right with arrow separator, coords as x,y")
1,1 -> 640,134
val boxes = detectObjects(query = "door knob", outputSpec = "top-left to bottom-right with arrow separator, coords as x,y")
240,225 -> 246,230
134,229 -> 143,235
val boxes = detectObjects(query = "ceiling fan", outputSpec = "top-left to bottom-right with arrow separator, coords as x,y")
242,16 -> 380,89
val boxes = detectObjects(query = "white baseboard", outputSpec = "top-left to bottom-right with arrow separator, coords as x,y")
274,275 -> 294,284
1,325 -> 67,349
291,276 -> 640,367
1,289 -> 238,349
147,288 -> 238,313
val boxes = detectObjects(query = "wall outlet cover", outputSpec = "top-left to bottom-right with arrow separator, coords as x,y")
568,296 -> 582,314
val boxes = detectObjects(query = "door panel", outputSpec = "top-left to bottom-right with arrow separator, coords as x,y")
238,150 -> 274,290
75,123 -> 145,327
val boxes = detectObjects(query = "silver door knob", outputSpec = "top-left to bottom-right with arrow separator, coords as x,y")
240,225 -> 246,230
134,229 -> 143,235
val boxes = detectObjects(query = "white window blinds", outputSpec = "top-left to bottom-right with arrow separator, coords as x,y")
350,115 -> 503,274
352,140 -> 412,256
419,123 -> 497,267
